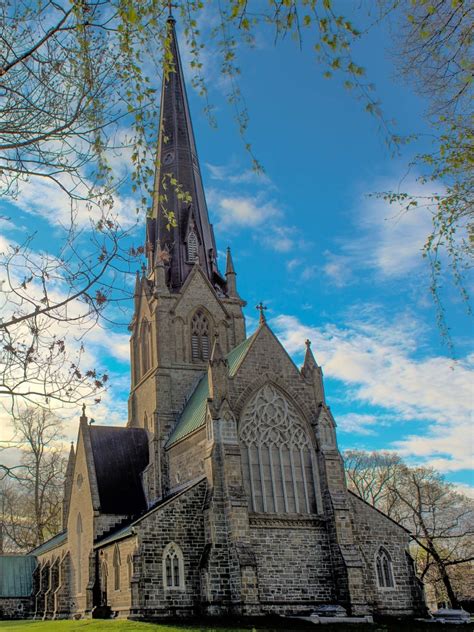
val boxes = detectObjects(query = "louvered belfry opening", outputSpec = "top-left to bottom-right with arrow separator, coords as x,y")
191,309 -> 210,361
187,230 -> 199,262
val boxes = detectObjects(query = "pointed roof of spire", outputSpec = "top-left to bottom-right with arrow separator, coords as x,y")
149,15 -> 223,293
225,247 -> 235,275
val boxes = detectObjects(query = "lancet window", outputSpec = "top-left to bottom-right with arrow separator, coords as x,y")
140,320 -> 151,376
187,230 -> 199,262
113,545 -> 121,591
191,310 -> 210,361
76,513 -> 83,591
162,542 -> 184,590
376,547 -> 395,588
239,384 -> 320,515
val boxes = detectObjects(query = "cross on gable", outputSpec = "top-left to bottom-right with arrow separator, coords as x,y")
256,301 -> 267,324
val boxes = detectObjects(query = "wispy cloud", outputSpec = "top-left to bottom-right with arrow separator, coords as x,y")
206,162 -> 273,187
322,175 -> 438,285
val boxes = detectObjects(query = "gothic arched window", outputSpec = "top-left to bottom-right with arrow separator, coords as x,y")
113,545 -> 121,591
76,513 -> 83,591
187,230 -> 199,262
140,320 -> 151,376
376,547 -> 395,588
127,554 -> 133,583
191,310 -> 210,361
239,384 -> 320,515
162,542 -> 184,590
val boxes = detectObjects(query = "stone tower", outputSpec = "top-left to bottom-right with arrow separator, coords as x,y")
127,15 -> 246,504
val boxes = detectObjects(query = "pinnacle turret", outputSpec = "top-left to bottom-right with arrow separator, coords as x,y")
225,247 -> 239,298
301,339 -> 325,403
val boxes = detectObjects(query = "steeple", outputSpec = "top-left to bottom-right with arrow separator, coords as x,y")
149,15 -> 224,292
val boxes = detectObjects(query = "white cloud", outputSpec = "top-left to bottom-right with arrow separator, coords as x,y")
12,174 -> 141,232
208,189 -> 281,230
453,482 -> 474,500
80,325 -> 130,364
394,422 -> 473,472
272,311 -> 474,472
337,413 -> 379,436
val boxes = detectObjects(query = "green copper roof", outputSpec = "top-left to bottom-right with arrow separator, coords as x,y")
166,333 -> 256,448
29,530 -> 67,556
0,555 -> 37,597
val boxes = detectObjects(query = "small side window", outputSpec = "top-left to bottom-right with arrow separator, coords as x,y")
162,542 -> 184,590
376,547 -> 395,588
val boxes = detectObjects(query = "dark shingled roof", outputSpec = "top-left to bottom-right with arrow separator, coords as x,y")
0,556 -> 37,597
89,426 -> 149,515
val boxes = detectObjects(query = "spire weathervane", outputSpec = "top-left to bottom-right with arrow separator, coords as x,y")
256,302 -> 267,324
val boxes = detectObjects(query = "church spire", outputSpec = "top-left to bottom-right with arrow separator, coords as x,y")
149,15 -> 223,292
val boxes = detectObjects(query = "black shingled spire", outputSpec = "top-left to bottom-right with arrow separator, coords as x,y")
149,15 -> 224,292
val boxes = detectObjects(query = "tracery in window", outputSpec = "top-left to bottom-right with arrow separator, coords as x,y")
187,230 -> 199,262
376,547 -> 395,588
140,320 -> 151,376
113,545 -> 121,591
191,310 -> 210,361
240,384 -> 320,515
162,542 -> 184,590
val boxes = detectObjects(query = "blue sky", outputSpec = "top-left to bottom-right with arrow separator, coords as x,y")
1,6 -> 472,493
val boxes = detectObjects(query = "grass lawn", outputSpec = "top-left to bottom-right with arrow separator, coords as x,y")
0,619 -> 471,632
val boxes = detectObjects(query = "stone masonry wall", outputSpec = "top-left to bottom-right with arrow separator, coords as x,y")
99,536 -> 138,617
130,479 -> 207,618
249,517 -> 335,613
0,597 -> 33,620
349,493 -> 426,617
167,429 -> 206,488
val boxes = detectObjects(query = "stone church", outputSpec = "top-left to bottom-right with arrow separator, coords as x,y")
1,14 -> 426,622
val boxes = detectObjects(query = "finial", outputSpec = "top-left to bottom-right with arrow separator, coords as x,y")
256,302 -> 267,324
305,339 -> 311,348
167,0 -> 177,20
80,402 -> 88,423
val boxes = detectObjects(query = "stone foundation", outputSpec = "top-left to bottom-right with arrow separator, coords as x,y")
0,597 -> 33,620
